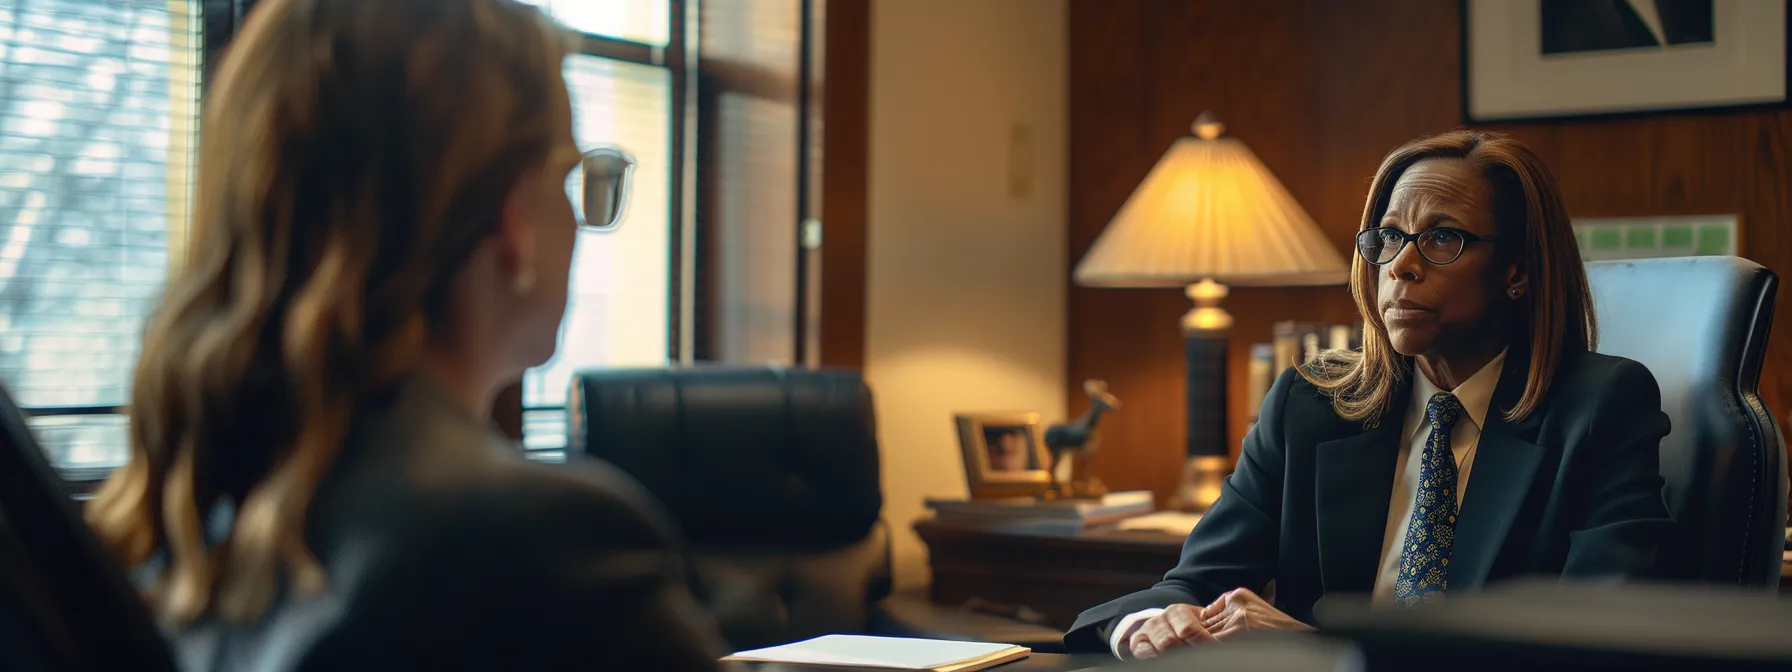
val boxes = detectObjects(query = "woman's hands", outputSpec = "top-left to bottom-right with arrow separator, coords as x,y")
1123,588 -> 1313,659
1124,604 -> 1213,660
1201,588 -> 1313,639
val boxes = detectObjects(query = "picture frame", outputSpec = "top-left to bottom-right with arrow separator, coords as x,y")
1462,0 -> 1789,123
1572,214 -> 1739,261
953,413 -> 1055,499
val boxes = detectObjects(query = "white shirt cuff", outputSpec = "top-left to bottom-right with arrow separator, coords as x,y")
1108,607 -> 1166,660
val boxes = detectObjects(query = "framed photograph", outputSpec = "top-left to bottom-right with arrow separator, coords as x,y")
953,413 -> 1054,499
1463,0 -> 1788,122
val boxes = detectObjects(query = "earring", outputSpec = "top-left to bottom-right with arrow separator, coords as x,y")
1508,287 -> 1522,299
512,266 -> 536,295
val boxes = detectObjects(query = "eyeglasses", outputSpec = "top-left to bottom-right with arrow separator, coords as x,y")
1355,226 -> 1500,266
577,147 -> 635,232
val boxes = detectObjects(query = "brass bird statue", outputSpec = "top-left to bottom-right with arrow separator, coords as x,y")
1045,380 -> 1121,499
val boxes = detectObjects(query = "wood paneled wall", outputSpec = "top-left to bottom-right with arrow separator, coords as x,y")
819,0 -> 870,370
1068,0 -> 1792,504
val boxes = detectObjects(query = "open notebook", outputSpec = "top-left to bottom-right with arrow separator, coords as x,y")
722,635 -> 1029,672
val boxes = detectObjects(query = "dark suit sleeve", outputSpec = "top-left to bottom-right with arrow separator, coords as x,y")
304,464 -> 732,671
1062,368 -> 1296,653
1561,359 -> 1674,580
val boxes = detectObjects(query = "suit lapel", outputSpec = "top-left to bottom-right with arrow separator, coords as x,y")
1315,414 -> 1403,595
1448,355 -> 1546,591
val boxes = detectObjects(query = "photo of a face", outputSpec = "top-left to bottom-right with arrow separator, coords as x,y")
983,426 -> 1037,472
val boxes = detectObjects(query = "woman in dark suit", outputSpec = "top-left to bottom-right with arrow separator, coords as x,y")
83,0 -> 728,669
1066,130 -> 1674,660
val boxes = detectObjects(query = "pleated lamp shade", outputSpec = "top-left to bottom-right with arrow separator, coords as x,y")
1074,115 -> 1348,288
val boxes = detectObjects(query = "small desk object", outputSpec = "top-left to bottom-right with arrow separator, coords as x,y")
913,517 -> 1186,630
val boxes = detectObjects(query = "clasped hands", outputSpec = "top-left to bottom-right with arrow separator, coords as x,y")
1124,588 -> 1313,660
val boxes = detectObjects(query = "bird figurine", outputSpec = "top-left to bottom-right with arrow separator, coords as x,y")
1045,380 -> 1121,499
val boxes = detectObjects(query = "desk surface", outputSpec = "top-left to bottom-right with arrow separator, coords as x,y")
747,653 -> 1106,672
991,653 -> 1099,671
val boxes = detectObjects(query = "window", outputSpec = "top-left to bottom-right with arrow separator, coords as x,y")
0,0 -> 202,477
1,0 -> 712,469
516,0 -> 686,451
524,0 -> 669,45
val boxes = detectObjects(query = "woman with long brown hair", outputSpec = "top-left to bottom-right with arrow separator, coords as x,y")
85,0 -> 725,668
1066,130 -> 1674,659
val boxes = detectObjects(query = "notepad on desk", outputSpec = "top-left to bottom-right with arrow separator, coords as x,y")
723,635 -> 1029,671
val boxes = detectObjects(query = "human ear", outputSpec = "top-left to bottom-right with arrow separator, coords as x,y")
496,182 -> 537,295
1504,262 -> 1528,300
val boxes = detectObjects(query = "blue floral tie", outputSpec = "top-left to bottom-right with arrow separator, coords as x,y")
1394,392 -> 1466,606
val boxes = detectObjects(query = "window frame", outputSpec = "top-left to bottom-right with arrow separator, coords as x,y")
507,0 -> 695,456
30,0 -> 698,480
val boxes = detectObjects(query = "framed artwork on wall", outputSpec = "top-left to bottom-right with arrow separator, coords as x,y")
1463,0 -> 1789,123
1572,214 -> 1738,261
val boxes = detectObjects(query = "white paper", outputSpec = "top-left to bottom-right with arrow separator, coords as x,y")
726,635 -> 1021,670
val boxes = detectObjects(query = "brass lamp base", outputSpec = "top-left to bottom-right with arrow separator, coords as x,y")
1174,455 -> 1229,512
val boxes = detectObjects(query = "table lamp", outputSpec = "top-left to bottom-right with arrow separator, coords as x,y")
1073,112 -> 1348,512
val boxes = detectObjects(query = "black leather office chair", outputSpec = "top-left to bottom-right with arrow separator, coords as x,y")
0,383 -> 178,671
1583,257 -> 1787,587
568,366 -> 888,649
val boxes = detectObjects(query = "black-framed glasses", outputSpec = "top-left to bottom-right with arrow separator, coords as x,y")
1355,226 -> 1500,266
576,147 -> 635,232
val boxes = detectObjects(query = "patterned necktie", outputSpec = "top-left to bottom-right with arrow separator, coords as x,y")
1394,392 -> 1467,606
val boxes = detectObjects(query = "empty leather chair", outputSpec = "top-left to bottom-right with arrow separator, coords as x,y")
0,382 -> 178,671
1584,257 -> 1787,587
568,365 -> 887,649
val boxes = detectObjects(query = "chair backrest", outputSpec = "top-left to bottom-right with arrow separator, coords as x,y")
568,365 -> 886,648
569,365 -> 882,548
1584,257 -> 1787,587
0,383 -> 178,671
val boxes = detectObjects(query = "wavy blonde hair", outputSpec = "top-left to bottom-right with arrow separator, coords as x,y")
85,0 -> 574,624
1301,130 -> 1597,427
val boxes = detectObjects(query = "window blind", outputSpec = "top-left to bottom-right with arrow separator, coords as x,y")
0,0 -> 201,471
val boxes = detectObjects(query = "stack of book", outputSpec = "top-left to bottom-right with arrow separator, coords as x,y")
923,490 -> 1155,533
1271,320 -> 1362,374
1246,320 -> 1364,425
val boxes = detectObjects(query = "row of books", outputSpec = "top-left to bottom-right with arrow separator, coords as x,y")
922,490 -> 1155,533
1247,321 -> 1363,422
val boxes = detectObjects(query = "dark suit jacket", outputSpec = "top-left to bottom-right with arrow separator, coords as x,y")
1064,350 -> 1674,653
166,377 -> 730,671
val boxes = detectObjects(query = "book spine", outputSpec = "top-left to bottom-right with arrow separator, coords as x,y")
1327,323 -> 1352,351
1247,343 -> 1273,424
1272,321 -> 1301,376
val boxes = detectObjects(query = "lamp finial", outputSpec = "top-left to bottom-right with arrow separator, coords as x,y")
1192,111 -> 1224,140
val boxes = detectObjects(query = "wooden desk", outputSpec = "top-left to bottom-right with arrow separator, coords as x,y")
990,653 -> 1102,671
747,653 -> 1103,671
914,518 -> 1185,631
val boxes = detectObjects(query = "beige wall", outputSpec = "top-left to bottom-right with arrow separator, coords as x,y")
864,0 -> 1068,589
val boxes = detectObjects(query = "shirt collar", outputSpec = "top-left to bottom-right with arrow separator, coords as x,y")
1407,348 -> 1507,431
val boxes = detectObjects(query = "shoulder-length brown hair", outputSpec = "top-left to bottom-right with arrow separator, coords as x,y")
85,0 -> 573,624
1302,130 -> 1596,426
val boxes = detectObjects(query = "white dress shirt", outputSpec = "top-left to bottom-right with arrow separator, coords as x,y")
1108,350 -> 1507,658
